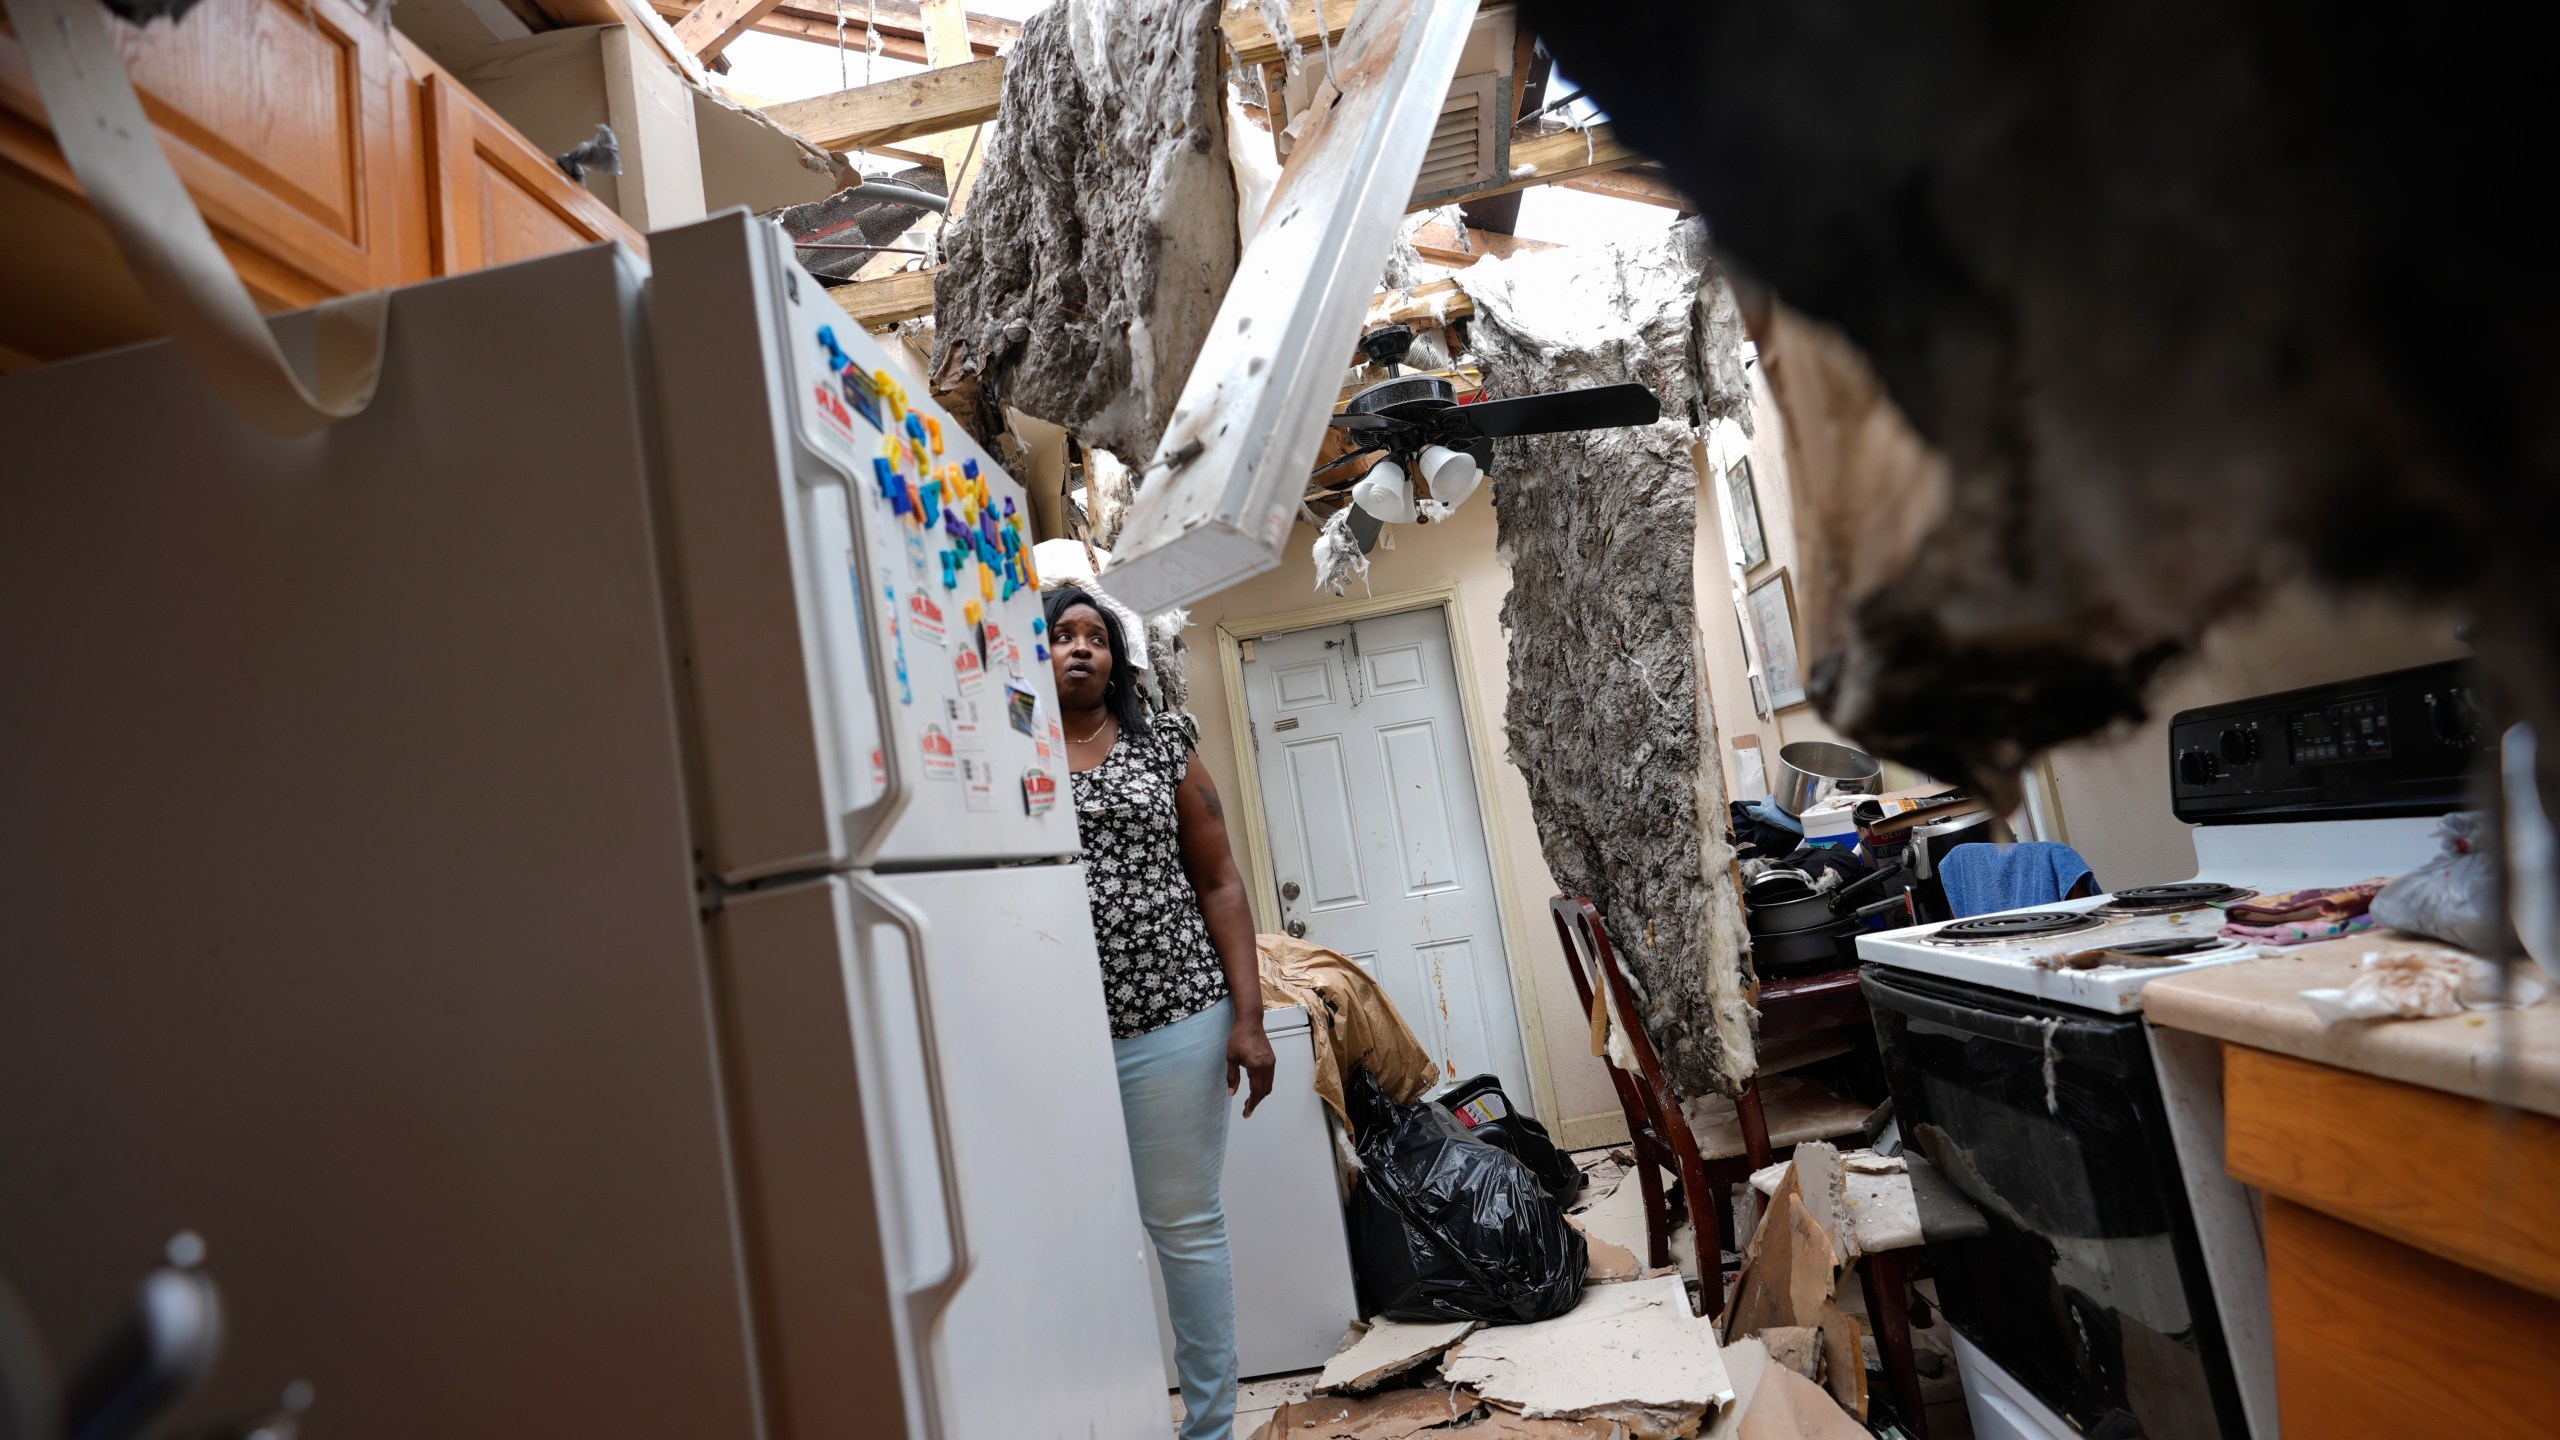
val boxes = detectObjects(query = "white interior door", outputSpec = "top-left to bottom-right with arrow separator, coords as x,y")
1242,607 -> 1533,1105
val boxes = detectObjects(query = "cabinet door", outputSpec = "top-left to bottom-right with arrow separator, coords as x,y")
0,0 -> 403,307
423,73 -> 642,276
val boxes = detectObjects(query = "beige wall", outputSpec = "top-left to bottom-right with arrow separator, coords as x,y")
1697,362 -> 1908,802
2043,585 -> 2468,888
1173,497 -> 1629,1149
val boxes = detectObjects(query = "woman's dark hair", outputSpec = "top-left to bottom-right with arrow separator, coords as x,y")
1044,584 -> 1151,736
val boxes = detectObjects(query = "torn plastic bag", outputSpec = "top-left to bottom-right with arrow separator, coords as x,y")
1432,1073 -> 1584,1206
2372,812 -> 2518,955
1346,1066 -> 1586,1325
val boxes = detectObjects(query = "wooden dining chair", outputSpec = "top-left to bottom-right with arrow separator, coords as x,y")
1550,895 -> 1729,1316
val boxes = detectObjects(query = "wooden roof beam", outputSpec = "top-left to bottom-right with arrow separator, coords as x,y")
655,0 -> 1017,61
1223,0 -> 1354,68
759,54 -> 1006,152
1408,122 -> 1644,212
1556,164 -> 1690,211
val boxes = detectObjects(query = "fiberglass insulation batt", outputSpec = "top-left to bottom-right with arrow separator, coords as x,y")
1460,220 -> 1761,1098
929,0 -> 1238,463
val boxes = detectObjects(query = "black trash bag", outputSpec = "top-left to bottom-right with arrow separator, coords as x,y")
1433,1073 -> 1585,1207
1346,1066 -> 1587,1325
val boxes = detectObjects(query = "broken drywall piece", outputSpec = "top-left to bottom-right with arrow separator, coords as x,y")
1700,1338 -> 1771,1440
1732,1361 -> 1868,1440
1462,219 -> 1756,1099
1759,1326 -> 1821,1381
1564,1162 -> 1651,1263
1317,1317 -> 1479,1394
1839,1167 -> 1922,1256
1722,1188 -> 1838,1344
1566,1214 -> 1642,1281
930,0 -> 1239,460
1251,1387 -> 1483,1440
1814,1302 -> 1866,1420
1440,1275 -> 1735,1439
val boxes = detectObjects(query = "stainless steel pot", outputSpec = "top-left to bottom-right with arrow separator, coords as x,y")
1773,740 -> 1882,816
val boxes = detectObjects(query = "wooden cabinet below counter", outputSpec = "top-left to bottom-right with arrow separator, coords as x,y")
0,0 -> 641,372
2223,1043 -> 2560,1437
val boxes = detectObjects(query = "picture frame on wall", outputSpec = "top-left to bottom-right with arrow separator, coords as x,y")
1745,567 -> 1808,710
1726,456 -> 1768,570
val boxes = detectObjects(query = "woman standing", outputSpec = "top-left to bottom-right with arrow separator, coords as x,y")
1045,584 -> 1274,1440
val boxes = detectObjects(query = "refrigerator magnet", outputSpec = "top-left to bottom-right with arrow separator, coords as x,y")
953,645 -> 986,696
1005,681 -> 1039,737
954,698 -> 985,753
961,756 -> 1000,812
1021,767 -> 1057,816
907,589 -> 947,648
919,725 -> 958,781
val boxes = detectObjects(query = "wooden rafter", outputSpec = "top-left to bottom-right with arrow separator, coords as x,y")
761,56 -> 1006,152
830,268 -> 939,327
1411,122 -> 1643,211
654,0 -> 1017,61
1223,0 -> 1353,68
1558,165 -> 1690,211
915,0 -> 990,214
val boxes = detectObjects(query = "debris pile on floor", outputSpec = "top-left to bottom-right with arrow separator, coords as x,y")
1461,218 -> 1757,1100
928,0 -> 1239,458
1272,1144 -> 1952,1440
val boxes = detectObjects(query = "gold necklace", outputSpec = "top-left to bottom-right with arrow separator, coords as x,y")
1068,714 -> 1114,745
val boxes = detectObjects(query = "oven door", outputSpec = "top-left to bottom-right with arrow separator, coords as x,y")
1861,966 -> 2251,1439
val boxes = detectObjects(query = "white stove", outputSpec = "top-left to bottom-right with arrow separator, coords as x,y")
1857,662 -> 2483,1440
1858,890 -> 2265,1012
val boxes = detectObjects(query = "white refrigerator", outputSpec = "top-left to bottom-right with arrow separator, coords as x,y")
0,212 -> 1167,1440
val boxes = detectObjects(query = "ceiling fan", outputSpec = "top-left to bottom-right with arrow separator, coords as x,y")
1317,324 -> 1662,550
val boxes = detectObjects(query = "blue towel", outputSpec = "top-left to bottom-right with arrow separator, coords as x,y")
1940,842 -> 2097,918
1746,796 -> 1804,835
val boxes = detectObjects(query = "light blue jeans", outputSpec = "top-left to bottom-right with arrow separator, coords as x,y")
1114,998 -> 1238,1440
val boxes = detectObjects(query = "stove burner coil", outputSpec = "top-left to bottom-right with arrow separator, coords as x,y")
1926,911 -> 2109,945
2096,882 -> 2257,916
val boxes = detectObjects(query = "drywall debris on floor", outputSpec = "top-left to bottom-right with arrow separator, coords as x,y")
1249,1387 -> 1623,1440
1459,218 -> 1756,1099
1721,1144 -> 1867,1423
1439,1275 -> 1737,1439
929,0 -> 1237,460
1568,1214 -> 1643,1281
1318,1317 -> 1480,1394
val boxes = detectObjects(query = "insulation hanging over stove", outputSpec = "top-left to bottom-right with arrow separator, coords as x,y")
1460,220 -> 1761,1098
928,0 -> 1239,460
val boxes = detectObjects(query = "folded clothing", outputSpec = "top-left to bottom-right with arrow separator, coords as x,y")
2222,880 -> 2386,927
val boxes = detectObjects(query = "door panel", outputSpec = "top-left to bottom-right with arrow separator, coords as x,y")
425,72 -> 640,275
1245,606 -> 1532,1100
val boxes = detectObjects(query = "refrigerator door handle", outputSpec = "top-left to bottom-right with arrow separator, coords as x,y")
828,465 -> 914,868
847,874 -> 972,1386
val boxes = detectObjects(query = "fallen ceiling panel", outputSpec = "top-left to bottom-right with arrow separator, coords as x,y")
927,0 -> 1239,462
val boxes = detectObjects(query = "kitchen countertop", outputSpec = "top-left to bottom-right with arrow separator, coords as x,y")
2143,930 -> 2560,1119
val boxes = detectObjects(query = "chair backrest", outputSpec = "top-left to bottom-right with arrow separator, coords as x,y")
1938,840 -> 2099,918
1549,900 -> 1710,1168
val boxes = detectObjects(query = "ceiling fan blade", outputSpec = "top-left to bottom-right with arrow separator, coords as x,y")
1450,382 -> 1661,439
1326,412 -> 1410,432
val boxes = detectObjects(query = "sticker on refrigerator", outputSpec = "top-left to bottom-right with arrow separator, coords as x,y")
1021,767 -> 1057,816
961,756 -> 999,812
953,644 -> 986,696
919,724 -> 958,781
907,588 -> 947,648
1005,681 -> 1039,737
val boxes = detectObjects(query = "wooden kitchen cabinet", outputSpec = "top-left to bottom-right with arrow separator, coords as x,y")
0,0 -> 641,372
2223,1042 -> 2560,1438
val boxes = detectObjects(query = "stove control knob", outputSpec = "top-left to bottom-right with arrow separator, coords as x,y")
2179,748 -> 2220,787
2218,727 -> 2259,766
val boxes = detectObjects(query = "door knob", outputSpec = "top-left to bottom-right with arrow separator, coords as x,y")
1281,881 -> 1302,901
1285,919 -> 1307,938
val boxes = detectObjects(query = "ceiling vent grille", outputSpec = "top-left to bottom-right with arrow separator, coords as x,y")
1410,74 -> 1509,208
